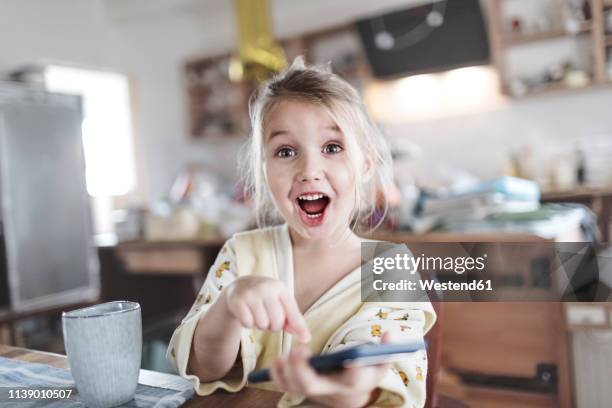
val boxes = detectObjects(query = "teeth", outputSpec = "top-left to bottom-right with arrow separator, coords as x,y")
306,213 -> 323,218
298,193 -> 324,201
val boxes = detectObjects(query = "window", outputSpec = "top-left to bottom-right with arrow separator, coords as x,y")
43,65 -> 136,197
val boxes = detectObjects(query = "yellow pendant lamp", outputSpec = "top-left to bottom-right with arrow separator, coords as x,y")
229,0 -> 287,83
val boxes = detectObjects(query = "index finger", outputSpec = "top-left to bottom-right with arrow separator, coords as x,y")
278,292 -> 311,343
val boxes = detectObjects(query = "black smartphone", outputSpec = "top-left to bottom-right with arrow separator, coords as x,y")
247,341 -> 426,383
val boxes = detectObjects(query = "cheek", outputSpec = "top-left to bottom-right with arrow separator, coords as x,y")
264,162 -> 291,201
330,161 -> 356,196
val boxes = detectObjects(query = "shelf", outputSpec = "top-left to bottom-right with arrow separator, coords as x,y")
517,82 -> 588,98
506,80 -> 612,99
489,0 -> 610,101
501,22 -> 592,47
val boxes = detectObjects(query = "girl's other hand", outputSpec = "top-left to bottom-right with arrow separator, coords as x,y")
270,332 -> 393,408
224,276 -> 311,342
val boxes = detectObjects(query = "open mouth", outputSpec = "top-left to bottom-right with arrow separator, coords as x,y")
296,193 -> 330,220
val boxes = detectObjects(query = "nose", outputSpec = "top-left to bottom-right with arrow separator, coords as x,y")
297,149 -> 322,182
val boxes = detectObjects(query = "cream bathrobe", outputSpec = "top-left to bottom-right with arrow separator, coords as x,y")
167,224 -> 436,407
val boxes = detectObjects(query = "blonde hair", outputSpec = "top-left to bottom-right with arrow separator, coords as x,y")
239,57 -> 393,232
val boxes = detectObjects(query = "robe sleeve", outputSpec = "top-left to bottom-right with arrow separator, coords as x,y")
323,302 -> 436,408
166,238 -> 256,395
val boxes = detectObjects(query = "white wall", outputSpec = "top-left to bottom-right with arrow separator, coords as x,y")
385,87 -> 612,190
1,0 -> 611,201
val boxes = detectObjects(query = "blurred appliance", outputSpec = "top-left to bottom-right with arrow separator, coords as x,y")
355,0 -> 490,78
0,82 -> 99,311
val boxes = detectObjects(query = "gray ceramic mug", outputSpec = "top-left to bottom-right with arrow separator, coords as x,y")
63,301 -> 142,408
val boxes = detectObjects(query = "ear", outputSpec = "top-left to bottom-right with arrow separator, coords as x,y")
363,154 -> 375,182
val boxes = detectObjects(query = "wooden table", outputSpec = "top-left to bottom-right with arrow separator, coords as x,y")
0,345 -> 282,407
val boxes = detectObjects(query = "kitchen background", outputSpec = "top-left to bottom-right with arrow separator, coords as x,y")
2,0 -> 611,207
1,0 -> 612,407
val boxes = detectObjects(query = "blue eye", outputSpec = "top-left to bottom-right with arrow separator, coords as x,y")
323,143 -> 343,154
276,147 -> 296,158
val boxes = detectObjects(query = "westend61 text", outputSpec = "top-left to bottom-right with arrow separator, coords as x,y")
373,279 -> 493,291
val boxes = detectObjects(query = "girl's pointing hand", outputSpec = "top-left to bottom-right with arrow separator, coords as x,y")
224,276 -> 311,342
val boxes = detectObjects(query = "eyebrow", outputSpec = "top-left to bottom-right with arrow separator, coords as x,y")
267,125 -> 340,141
268,130 -> 289,140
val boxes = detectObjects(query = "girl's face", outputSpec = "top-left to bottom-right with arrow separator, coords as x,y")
263,99 -> 358,241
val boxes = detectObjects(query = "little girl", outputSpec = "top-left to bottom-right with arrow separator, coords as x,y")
168,57 -> 436,407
